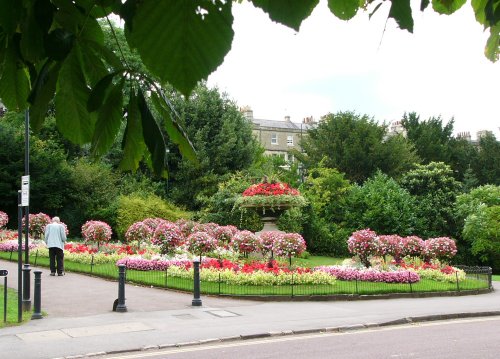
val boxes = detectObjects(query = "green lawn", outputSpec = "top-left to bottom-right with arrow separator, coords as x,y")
292,255 -> 344,268
0,286 -> 30,328
492,275 -> 500,282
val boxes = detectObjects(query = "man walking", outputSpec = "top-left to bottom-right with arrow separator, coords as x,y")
44,216 -> 67,276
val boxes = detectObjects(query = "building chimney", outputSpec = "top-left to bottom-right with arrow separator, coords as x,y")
240,106 -> 253,121
284,115 -> 291,122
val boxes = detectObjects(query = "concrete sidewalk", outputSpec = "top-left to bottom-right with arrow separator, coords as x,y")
1,259 -> 499,359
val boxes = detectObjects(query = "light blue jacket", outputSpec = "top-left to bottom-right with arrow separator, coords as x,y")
44,222 -> 67,250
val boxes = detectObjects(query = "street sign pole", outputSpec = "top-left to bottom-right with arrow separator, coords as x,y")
17,191 -> 23,323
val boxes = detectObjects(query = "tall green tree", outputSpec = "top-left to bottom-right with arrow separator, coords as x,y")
400,162 -> 462,238
301,111 -> 418,183
0,0 -> 497,175
472,132 -> 500,185
166,84 -> 260,209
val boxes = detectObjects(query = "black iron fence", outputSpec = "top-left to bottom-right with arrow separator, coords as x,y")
0,250 -> 494,299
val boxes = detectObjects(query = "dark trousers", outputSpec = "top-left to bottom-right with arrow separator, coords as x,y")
49,247 -> 64,274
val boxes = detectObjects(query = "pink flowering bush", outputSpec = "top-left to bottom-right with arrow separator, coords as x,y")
152,221 -> 185,254
23,212 -> 51,239
376,235 -> 404,263
0,211 -> 8,228
230,230 -> 260,255
214,225 -> 238,243
272,233 -> 307,259
259,231 -> 283,256
142,218 -> 167,232
316,266 -> 420,284
423,237 -> 458,263
347,229 -> 378,267
125,221 -> 153,244
401,236 -> 424,258
81,220 -> 112,246
176,219 -> 197,237
192,222 -> 220,237
187,231 -> 218,256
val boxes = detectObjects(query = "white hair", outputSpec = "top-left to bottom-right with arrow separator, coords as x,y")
52,216 -> 61,223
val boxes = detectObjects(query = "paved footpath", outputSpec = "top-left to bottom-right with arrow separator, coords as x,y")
1,259 -> 500,359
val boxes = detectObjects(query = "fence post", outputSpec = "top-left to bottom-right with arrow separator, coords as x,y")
34,249 -> 38,266
408,272 -> 413,294
165,268 -> 168,288
355,278 -> 358,295
218,272 -> 221,296
192,259 -> 202,306
2,274 -> 7,323
90,254 -> 94,274
31,270 -> 43,319
455,271 -> 460,292
9,249 -> 13,261
488,267 -> 492,290
115,264 -> 127,312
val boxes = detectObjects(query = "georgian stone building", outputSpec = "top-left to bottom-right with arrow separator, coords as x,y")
240,106 -> 316,163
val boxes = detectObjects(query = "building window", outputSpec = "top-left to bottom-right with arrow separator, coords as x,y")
287,153 -> 294,163
271,133 -> 278,145
287,135 -> 293,146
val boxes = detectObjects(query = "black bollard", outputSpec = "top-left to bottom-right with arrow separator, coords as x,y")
31,270 -> 43,319
192,259 -> 202,306
115,264 -> 127,312
22,264 -> 31,311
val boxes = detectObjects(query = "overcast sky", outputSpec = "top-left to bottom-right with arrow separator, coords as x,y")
207,0 -> 499,139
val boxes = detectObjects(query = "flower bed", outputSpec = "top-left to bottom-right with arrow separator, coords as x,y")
316,266 -> 420,284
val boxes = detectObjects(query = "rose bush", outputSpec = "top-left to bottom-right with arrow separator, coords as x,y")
230,230 -> 260,255
81,220 -> 112,245
125,221 -> 153,244
347,229 -> 378,267
152,221 -> 185,254
0,211 -> 8,228
423,237 -> 458,263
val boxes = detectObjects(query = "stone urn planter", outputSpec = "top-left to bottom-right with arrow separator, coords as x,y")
235,180 -> 307,234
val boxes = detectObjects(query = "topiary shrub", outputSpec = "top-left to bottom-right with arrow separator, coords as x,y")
81,220 -> 112,249
116,193 -> 190,240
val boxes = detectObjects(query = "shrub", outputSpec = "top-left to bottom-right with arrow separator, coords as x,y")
272,232 -> 307,258
347,229 -> 378,267
230,230 -> 260,256
152,221 -> 185,254
116,193 -> 190,239
81,220 -> 112,246
187,231 -> 218,256
376,235 -> 404,263
214,225 -> 238,243
423,237 -> 458,263
401,236 -> 425,258
0,211 -> 8,228
23,213 -> 51,239
125,221 -> 153,244
259,231 -> 283,256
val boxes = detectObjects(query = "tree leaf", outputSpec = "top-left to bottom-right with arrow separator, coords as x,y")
80,40 -> 111,85
44,29 -> 75,61
120,90 -> 146,171
328,0 -> 360,21
126,0 -> 234,97
431,0 -> 467,15
91,79 -> 125,157
86,41 -> 123,70
389,0 -> 414,32
472,0 -> 488,24
20,4 -> 45,62
55,43 -> 96,144
137,89 -> 166,176
29,61 -> 61,132
0,45 -> 30,111
369,3 -> 384,19
0,0 -> 23,35
420,0 -> 431,11
251,0 -> 319,30
485,23 -> 499,61
150,91 -> 198,164
87,72 -> 117,112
